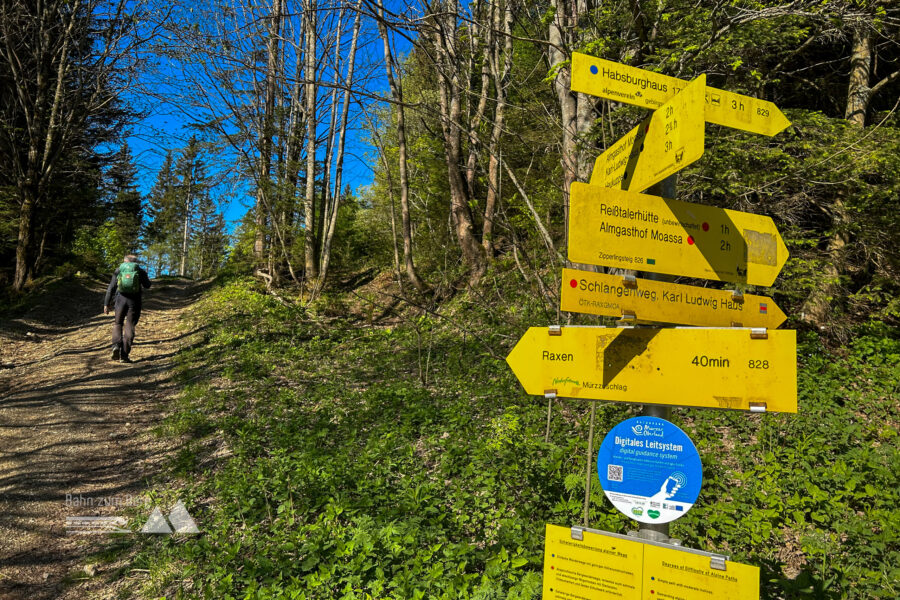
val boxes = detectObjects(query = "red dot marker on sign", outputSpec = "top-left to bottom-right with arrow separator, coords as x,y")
702,222 -> 709,232
570,279 -> 578,288
687,236 -> 695,245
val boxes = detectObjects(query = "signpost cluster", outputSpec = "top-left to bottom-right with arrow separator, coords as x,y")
506,52 -> 796,599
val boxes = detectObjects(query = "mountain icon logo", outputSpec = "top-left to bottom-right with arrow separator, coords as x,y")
141,500 -> 199,534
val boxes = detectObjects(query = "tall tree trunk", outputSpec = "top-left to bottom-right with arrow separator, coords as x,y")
10,0 -> 80,290
13,189 -> 36,290
378,0 -> 427,293
179,168 -> 193,277
801,22 -> 872,325
255,0 -> 283,265
303,0 -> 319,283
483,0 -> 512,255
429,0 -> 487,284
317,1 -> 362,293
549,0 -> 578,254
844,23 -> 871,127
464,0 -> 492,203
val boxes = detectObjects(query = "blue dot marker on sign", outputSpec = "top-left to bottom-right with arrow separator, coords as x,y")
590,65 -> 598,75
597,416 -> 702,524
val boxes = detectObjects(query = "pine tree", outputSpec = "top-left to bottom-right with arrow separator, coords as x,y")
173,137 -> 205,277
192,190 -> 227,278
107,142 -> 142,252
142,151 -> 180,275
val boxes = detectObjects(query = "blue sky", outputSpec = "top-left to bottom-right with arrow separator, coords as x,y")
124,1 -> 418,232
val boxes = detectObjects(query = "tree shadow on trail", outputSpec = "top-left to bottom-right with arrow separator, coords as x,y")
0,278 -> 205,600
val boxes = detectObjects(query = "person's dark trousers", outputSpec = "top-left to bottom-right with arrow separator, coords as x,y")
112,293 -> 142,358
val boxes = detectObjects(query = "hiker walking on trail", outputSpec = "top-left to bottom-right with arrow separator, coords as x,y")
103,254 -> 151,363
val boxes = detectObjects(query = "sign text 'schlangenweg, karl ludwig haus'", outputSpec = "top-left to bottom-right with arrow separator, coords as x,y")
560,267 -> 787,328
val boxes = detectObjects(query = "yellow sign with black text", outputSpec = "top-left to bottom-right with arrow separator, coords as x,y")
561,268 -> 787,328
543,524 -> 760,599
507,326 -> 797,412
571,52 -> 790,137
568,183 -> 789,287
590,75 -> 705,192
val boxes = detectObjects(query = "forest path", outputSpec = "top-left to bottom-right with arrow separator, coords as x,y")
0,277 -> 203,600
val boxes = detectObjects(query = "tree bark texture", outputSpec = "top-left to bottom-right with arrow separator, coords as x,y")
429,0 -> 487,284
378,1 -> 428,293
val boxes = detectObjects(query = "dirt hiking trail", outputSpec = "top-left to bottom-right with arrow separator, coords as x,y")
0,277 -> 203,600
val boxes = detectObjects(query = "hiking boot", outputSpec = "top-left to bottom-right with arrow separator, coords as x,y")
121,354 -> 132,364
111,345 -> 121,361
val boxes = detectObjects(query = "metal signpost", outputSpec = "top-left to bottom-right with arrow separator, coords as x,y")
509,52 -> 795,599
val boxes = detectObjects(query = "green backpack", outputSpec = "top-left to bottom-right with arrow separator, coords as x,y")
117,262 -> 141,294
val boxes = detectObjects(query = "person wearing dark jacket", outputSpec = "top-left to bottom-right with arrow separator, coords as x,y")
103,254 -> 151,363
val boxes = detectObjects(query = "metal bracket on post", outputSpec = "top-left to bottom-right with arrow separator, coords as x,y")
619,309 -> 637,323
571,526 -> 584,541
731,290 -> 745,303
549,325 -> 562,336
710,556 -> 727,571
730,321 -> 744,328
750,328 -> 768,340
544,390 -> 558,399
622,274 -> 638,288
749,402 -> 767,413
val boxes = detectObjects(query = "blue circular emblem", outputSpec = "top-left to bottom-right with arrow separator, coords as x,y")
590,65 -> 598,75
597,416 -> 702,524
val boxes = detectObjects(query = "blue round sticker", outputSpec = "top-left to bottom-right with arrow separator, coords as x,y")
597,416 -> 702,524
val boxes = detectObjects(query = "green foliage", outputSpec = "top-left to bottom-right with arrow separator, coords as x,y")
72,220 -> 127,273
127,277 -> 899,599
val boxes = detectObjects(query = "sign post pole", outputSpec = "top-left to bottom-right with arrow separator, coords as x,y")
635,176 -> 677,544
583,402 -> 597,527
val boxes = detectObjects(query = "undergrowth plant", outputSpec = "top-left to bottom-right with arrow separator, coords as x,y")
128,275 -> 899,599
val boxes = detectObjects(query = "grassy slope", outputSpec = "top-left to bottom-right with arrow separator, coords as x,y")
128,275 -> 899,599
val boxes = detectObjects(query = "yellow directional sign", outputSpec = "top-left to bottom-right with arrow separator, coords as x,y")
568,183 -> 789,287
642,537 -> 760,600
543,524 -> 643,599
591,75 -> 705,192
543,524 -> 760,600
507,326 -> 797,412
561,268 -> 787,328
571,52 -> 791,137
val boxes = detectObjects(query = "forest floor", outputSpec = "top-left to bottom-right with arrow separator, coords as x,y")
0,277 -> 203,600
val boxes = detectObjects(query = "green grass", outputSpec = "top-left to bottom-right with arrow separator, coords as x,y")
128,276 -> 900,599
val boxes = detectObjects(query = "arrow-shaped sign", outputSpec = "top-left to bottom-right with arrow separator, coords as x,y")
568,183 -> 789,287
507,326 -> 797,412
591,75 -> 705,192
571,53 -> 791,137
561,268 -> 787,329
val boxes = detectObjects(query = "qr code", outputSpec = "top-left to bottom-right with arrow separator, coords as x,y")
607,464 -> 623,482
